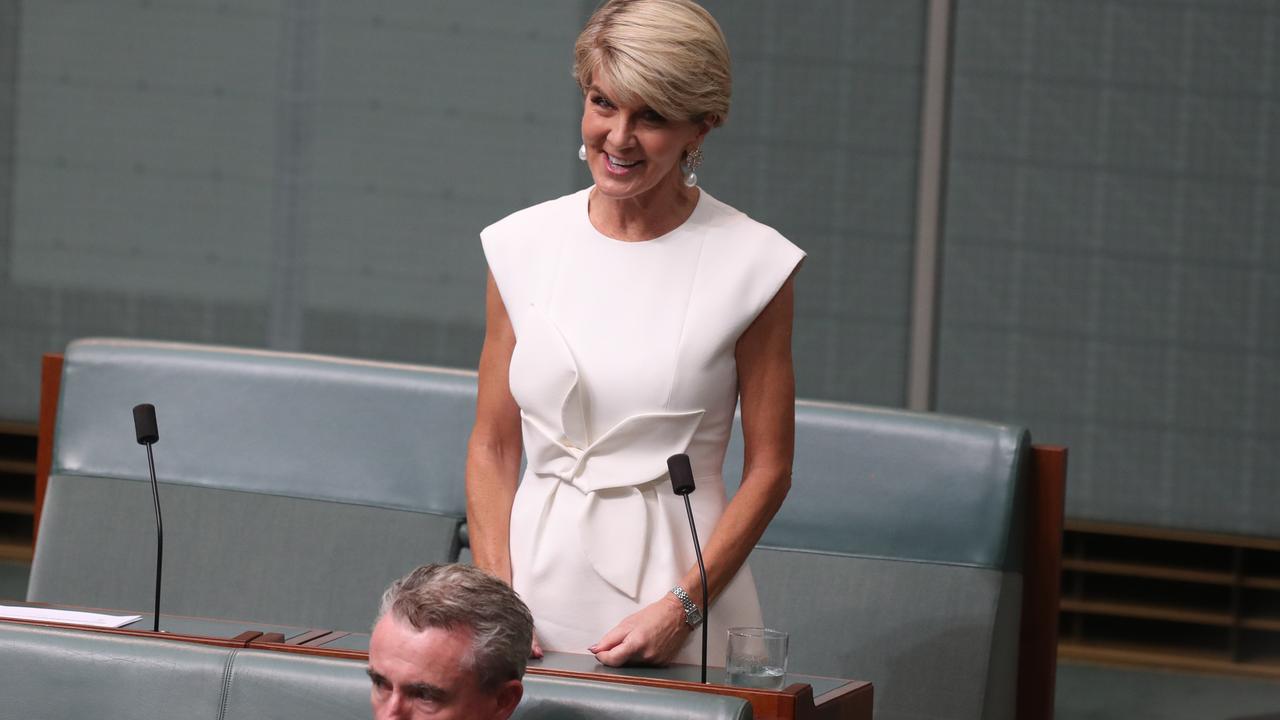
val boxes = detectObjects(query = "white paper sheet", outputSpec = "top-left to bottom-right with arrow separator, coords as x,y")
0,605 -> 142,628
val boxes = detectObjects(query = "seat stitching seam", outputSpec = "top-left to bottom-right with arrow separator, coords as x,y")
217,648 -> 238,720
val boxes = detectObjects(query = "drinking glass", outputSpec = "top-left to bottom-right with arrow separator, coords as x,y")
725,627 -> 788,689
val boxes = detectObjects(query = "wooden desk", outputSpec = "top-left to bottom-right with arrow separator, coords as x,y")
251,631 -> 873,720
3,596 -> 872,720
0,599 -> 316,646
528,651 -> 872,720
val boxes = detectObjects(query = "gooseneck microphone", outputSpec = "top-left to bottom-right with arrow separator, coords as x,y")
132,403 -> 163,633
667,453 -> 708,684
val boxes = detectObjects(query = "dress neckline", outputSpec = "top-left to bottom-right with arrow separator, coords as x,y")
578,186 -> 707,247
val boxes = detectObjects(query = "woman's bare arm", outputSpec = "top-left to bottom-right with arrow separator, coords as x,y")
593,273 -> 798,665
465,272 -> 523,584
676,271 -> 796,608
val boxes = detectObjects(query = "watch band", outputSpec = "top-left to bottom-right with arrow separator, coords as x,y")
670,585 -> 704,628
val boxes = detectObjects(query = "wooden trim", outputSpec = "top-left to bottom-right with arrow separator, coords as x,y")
0,421 -> 37,436
283,629 -> 332,646
0,459 -> 37,474
4,607 -> 871,720
0,543 -> 34,562
1058,641 -> 1280,680
1239,617 -> 1280,633
1242,577 -> 1280,592
187,636 -> 872,720
1,616 -> 254,649
241,640 -> 367,661
1018,444 -> 1066,720
309,630 -> 350,646
1065,518 -> 1280,552
1062,558 -> 1235,586
811,679 -> 874,719
1061,519 -> 1280,674
521,667 -> 872,720
1060,598 -> 1234,626
0,498 -> 35,515
34,353 -> 64,544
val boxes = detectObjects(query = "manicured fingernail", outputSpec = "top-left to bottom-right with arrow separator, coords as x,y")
588,645 -> 598,653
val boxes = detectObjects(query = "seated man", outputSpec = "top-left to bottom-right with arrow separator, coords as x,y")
368,564 -> 533,719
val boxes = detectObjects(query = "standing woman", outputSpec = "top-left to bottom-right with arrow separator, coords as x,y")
466,0 -> 803,667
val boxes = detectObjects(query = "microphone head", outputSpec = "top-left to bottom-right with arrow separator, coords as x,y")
133,403 -> 159,445
667,453 -> 695,496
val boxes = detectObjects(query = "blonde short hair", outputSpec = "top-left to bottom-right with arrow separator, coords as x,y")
574,0 -> 732,127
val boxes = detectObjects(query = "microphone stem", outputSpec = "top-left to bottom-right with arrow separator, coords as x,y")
146,443 -> 163,633
682,495 -> 708,684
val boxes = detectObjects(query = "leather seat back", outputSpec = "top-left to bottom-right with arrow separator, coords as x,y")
723,400 -> 1030,720
30,338 -> 476,632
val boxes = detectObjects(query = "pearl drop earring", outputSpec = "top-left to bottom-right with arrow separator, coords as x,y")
578,144 -> 587,162
682,146 -> 704,187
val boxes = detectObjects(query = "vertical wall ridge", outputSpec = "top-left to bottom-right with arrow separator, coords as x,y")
267,1 -> 318,351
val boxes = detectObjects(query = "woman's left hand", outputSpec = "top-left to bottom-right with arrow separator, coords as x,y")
590,593 -> 691,666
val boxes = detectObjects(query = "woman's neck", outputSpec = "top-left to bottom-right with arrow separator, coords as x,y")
588,178 -> 700,242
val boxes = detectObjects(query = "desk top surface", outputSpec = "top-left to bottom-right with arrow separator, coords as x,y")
1,599 -> 315,641
320,630 -> 854,701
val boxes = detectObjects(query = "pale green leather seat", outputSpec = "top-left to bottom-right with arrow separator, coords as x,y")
724,400 -> 1029,720
0,622 -> 753,720
29,338 -> 476,632
0,622 -> 232,720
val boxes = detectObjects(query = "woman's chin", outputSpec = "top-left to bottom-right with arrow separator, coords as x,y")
590,176 -> 645,199
590,171 -> 675,202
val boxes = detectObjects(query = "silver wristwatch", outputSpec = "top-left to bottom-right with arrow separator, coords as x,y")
670,586 -> 704,628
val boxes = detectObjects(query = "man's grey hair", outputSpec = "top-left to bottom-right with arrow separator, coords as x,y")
377,564 -> 534,690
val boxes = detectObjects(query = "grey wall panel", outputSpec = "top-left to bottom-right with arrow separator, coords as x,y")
1,0 -> 927,420
0,1 -> 587,419
302,2 -> 582,323
0,0 -> 23,416
10,1 -> 1273,543
939,0 -> 1280,535
1,1 -> 284,420
698,0 -> 926,407
12,2 -> 281,300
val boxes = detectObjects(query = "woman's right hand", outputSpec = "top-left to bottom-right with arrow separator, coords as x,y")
530,630 -> 544,659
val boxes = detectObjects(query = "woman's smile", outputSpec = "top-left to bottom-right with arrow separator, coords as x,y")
604,154 -> 643,174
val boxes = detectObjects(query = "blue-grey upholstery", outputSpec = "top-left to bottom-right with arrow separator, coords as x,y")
513,675 -> 750,719
0,621 -> 232,720
0,622 -> 753,720
221,649 -> 370,720
29,337 -> 1033,720
29,338 -> 476,632
724,400 -> 1030,720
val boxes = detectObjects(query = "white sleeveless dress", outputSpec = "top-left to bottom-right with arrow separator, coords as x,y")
481,187 -> 804,665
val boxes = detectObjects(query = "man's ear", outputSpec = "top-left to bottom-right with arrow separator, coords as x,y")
494,679 -> 524,719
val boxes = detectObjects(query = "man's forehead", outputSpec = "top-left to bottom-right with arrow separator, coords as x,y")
375,613 -> 473,645
370,615 -> 474,679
